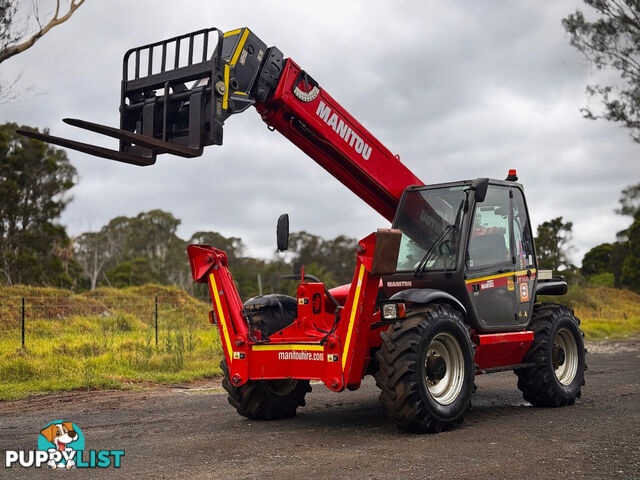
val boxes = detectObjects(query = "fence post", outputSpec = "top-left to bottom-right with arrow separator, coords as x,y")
21,297 -> 25,348
155,296 -> 158,347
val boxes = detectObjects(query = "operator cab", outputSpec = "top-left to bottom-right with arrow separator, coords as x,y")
386,172 -> 538,332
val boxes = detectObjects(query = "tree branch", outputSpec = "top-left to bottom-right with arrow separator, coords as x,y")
0,0 -> 85,64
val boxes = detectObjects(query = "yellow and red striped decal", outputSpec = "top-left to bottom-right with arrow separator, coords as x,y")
209,272 -> 234,362
342,264 -> 366,370
465,269 -> 536,284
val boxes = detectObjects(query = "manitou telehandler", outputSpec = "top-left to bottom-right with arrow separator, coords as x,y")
20,27 -> 586,433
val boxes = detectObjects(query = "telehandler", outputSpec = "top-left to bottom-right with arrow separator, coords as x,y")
20,27 -> 586,433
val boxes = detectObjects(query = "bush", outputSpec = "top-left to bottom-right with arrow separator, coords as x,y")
621,256 -> 640,293
588,272 -> 615,288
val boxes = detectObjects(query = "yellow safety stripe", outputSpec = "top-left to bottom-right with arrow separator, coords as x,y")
230,28 -> 250,67
223,64 -> 229,109
209,273 -> 233,362
465,268 -> 537,284
252,344 -> 324,352
224,29 -> 242,38
342,264 -> 365,370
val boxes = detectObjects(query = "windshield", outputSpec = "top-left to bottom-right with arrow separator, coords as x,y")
393,186 -> 467,272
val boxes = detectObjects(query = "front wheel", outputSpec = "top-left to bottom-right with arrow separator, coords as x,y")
515,304 -> 586,407
375,304 -> 475,433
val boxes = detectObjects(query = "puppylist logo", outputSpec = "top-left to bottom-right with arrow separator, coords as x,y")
4,420 -> 124,469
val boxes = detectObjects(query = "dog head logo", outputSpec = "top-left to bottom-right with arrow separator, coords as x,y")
38,420 -> 85,469
40,422 -> 77,451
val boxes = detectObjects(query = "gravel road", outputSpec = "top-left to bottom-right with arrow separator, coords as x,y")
1,341 -> 639,479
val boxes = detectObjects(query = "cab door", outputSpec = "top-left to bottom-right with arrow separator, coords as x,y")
511,187 -> 537,326
465,185 -> 518,330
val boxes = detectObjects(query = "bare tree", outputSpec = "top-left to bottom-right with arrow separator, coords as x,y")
0,0 -> 85,101
0,0 -> 85,64
74,219 -> 128,290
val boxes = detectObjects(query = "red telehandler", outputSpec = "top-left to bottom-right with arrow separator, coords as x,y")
20,27 -> 586,433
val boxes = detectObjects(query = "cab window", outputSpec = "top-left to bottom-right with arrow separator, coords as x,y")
393,186 -> 467,272
467,186 -> 512,269
511,188 -> 536,270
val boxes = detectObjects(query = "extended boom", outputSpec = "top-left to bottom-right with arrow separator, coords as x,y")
19,27 -> 422,221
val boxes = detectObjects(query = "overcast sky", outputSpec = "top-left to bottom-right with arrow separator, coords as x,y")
2,0 -> 638,264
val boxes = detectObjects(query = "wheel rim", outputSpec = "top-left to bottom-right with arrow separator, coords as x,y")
424,332 -> 465,405
265,379 -> 297,396
553,327 -> 578,386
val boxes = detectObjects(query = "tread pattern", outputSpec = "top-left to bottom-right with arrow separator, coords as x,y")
221,360 -> 311,420
374,303 -> 475,433
515,303 -> 586,407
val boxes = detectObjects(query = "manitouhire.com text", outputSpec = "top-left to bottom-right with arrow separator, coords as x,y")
278,351 -> 324,361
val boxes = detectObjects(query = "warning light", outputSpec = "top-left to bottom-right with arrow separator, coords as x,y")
506,169 -> 518,181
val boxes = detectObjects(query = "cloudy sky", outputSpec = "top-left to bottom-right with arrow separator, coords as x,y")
2,0 -> 638,264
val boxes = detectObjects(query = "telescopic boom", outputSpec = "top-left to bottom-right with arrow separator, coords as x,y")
18,27 -> 422,221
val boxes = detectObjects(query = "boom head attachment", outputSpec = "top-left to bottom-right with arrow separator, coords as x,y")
18,27 -> 284,166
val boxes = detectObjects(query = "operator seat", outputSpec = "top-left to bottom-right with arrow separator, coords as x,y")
468,234 -> 509,268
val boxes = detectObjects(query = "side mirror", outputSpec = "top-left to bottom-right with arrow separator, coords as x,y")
471,177 -> 489,203
276,213 -> 289,252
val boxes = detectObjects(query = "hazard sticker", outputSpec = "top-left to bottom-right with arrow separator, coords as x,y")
507,277 -> 515,291
327,354 -> 339,362
520,283 -> 529,302
233,352 -> 245,360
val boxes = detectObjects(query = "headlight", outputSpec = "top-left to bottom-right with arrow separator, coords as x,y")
382,302 -> 406,320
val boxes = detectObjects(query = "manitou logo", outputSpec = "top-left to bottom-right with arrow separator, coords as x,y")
315,101 -> 372,160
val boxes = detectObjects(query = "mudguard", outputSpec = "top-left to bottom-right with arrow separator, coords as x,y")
390,288 -> 467,315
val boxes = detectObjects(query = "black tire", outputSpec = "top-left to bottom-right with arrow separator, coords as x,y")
515,303 -> 586,407
375,303 -> 475,433
221,360 -> 311,420
222,295 -> 310,420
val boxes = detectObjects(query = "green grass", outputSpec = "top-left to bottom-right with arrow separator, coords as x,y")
540,286 -> 640,340
0,285 -> 222,401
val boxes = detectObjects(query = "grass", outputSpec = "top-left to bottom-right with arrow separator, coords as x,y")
0,285 -> 222,401
540,286 -> 640,341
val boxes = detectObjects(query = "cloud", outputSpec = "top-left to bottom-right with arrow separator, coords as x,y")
2,0 -> 638,266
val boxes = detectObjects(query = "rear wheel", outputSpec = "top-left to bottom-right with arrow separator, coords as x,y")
221,360 -> 311,420
515,303 -> 586,407
221,294 -> 311,420
375,303 -> 475,433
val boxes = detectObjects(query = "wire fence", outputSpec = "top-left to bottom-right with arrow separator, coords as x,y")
0,295 -> 214,349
